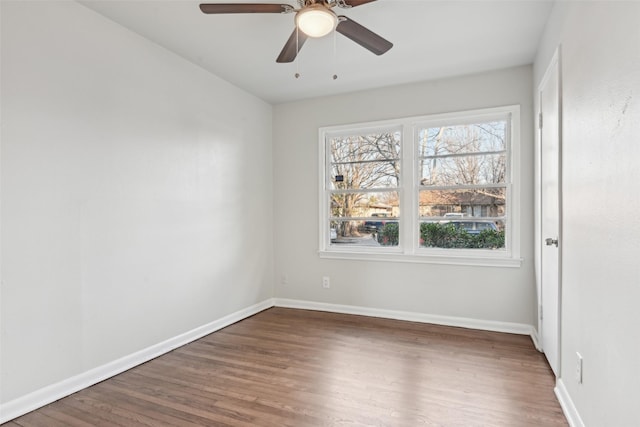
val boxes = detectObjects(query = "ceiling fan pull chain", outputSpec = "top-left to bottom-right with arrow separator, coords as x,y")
332,29 -> 338,80
295,27 -> 301,78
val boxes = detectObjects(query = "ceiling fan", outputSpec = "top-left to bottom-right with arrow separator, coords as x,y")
199,0 -> 393,63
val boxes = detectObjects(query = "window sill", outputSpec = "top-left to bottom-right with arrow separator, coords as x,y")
319,250 -> 523,268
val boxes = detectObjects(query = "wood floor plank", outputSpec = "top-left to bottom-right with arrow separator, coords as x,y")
66,387 -> 199,427
2,307 -> 567,426
11,410 -> 70,427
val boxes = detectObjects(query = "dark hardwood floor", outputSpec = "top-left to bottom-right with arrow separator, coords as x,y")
3,307 -> 567,426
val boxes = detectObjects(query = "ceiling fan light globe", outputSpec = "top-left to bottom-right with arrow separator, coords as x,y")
296,6 -> 337,38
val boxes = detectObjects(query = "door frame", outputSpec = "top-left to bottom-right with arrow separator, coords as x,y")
534,46 -> 563,375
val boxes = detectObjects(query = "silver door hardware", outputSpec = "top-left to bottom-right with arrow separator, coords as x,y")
545,237 -> 559,247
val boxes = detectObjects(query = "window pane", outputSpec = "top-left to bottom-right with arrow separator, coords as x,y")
330,160 -> 399,190
419,188 -> 506,219
329,191 -> 399,247
330,192 -> 399,219
330,220 -> 399,247
419,153 -> 506,186
329,131 -> 401,190
330,131 -> 401,163
419,219 -> 505,250
418,121 -> 506,157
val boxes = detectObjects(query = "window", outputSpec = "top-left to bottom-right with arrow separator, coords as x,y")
319,106 -> 521,267
417,119 -> 507,250
324,126 -> 402,249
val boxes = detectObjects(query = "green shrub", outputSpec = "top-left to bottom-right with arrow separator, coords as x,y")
377,222 -> 399,246
420,222 -> 504,249
374,222 -> 504,249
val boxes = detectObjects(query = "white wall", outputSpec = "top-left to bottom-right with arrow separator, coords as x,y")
534,2 -> 640,425
273,66 -> 536,326
0,1 -> 273,404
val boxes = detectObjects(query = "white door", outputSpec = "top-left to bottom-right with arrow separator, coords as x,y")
539,53 -> 561,376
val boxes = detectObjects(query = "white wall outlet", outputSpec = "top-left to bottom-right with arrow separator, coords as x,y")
576,352 -> 583,384
322,276 -> 330,289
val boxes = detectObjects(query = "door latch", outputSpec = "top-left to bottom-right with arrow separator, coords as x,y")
545,237 -> 559,247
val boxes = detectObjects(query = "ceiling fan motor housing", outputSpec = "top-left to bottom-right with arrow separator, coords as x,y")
296,4 -> 338,38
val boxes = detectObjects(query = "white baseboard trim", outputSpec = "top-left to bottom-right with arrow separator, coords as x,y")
274,298 -> 535,337
530,328 -> 543,352
0,298 -> 275,424
555,378 -> 585,427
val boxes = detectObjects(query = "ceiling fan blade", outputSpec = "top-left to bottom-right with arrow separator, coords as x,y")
339,0 -> 377,8
199,3 -> 290,14
336,16 -> 392,56
276,28 -> 308,63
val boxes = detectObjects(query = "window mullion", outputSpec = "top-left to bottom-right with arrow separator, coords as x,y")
400,123 -> 415,254
419,183 -> 507,191
329,188 -> 398,195
419,149 -> 506,160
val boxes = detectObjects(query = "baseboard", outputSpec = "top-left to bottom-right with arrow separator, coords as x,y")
0,298 -> 275,424
530,328 -> 543,352
274,298 -> 535,337
555,378 -> 585,427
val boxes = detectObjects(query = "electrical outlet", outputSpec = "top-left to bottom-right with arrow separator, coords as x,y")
576,352 -> 583,384
281,274 -> 288,285
322,276 -> 330,289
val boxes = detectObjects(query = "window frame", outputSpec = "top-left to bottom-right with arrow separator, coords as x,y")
320,121 -> 404,255
318,105 -> 522,267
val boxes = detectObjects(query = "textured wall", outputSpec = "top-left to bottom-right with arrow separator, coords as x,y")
273,66 -> 536,325
534,2 -> 640,425
1,0 -> 273,404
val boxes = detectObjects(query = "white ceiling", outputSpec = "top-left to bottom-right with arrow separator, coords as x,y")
79,0 -> 554,104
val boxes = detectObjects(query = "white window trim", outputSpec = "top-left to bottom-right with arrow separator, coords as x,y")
318,105 -> 522,268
